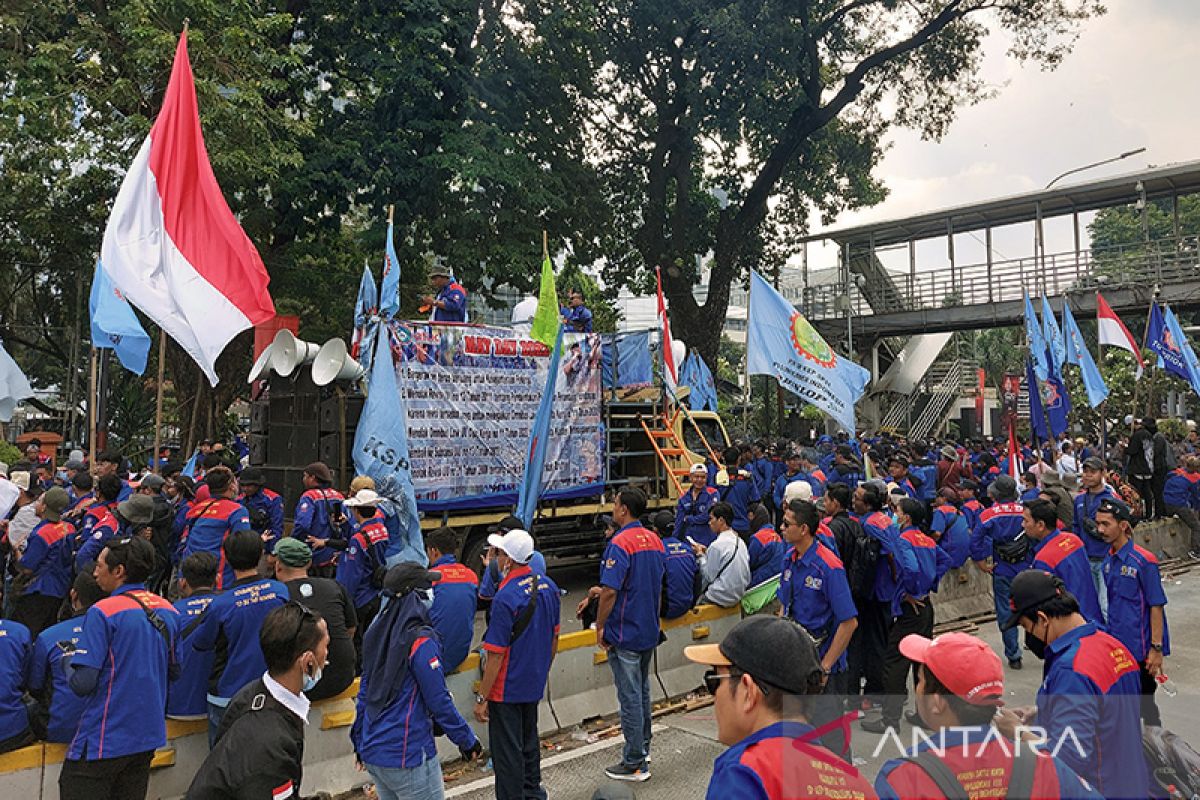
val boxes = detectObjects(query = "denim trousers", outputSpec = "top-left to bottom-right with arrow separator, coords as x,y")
207,700 -> 229,749
609,647 -> 654,768
367,755 -> 444,800
1089,558 -> 1109,618
992,574 -> 1021,662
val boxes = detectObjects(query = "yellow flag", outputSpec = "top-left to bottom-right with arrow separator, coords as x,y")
529,255 -> 559,346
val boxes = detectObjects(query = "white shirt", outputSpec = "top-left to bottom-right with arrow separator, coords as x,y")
699,530 -> 750,608
262,671 -> 310,725
8,503 -> 39,553
1057,453 -> 1079,478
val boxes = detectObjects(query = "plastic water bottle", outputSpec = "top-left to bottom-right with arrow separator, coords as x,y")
1155,673 -> 1178,697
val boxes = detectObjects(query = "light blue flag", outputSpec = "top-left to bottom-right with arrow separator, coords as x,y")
180,450 -> 200,478
746,271 -> 868,432
353,262 -> 378,376
1062,304 -> 1109,408
1024,293 -> 1049,382
379,220 -> 401,319
1041,297 -> 1067,373
89,260 -> 151,375
679,352 -> 718,411
515,326 -> 566,529
1159,305 -> 1200,400
354,321 -> 426,565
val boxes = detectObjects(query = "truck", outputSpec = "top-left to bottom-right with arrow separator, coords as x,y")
256,320 -> 731,572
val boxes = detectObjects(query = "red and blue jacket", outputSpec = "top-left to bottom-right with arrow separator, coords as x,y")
719,474 -> 755,532
428,555 -> 479,673
351,634 -> 478,767
27,615 -> 87,742
1037,623 -> 1148,799
239,487 -> 284,554
660,536 -> 698,619
0,620 -> 32,744
336,518 -> 390,609
433,282 -> 468,322
861,511 -> 919,617
674,485 -> 719,547
74,509 -> 122,573
970,501 -> 1032,578
875,725 -> 1103,799
705,720 -> 877,800
929,503 -> 970,568
167,590 -> 216,718
599,523 -> 665,652
189,576 -> 289,703
772,472 -> 809,510
180,498 -> 252,590
78,499 -> 119,545
777,541 -> 857,672
1033,529 -> 1104,625
961,498 -> 984,531
68,584 -> 180,761
292,488 -> 348,568
1102,538 -> 1170,662
1073,486 -> 1118,560
19,519 -> 75,598
481,565 -> 560,704
898,526 -> 950,600
1162,467 -> 1200,509
747,525 -> 786,586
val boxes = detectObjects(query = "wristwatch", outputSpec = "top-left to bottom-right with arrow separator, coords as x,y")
475,693 -> 487,705
1150,643 -> 1164,652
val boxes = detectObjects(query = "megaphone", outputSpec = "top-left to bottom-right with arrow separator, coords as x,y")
247,346 -> 274,383
312,338 -> 365,386
270,329 -> 321,376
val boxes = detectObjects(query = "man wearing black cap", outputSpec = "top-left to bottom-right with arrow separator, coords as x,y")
1097,497 -> 1170,727
1002,569 -> 1148,799
421,268 -> 468,323
684,617 -> 877,798
478,514 -> 547,605
237,467 -> 284,555
969,474 -> 1031,669
1072,455 -> 1118,618
292,461 -> 348,577
957,479 -> 983,532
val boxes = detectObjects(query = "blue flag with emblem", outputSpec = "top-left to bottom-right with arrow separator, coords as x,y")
515,326 -> 567,529
89,260 -> 151,375
1024,292 -> 1049,382
353,262 -> 378,376
1026,358 -> 1048,443
1062,303 -> 1109,407
379,219 -> 401,319
746,271 -> 868,432
353,320 -> 425,564
1148,303 -> 1200,398
1041,296 -> 1067,374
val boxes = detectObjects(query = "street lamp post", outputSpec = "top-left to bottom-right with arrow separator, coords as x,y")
1044,147 -> 1147,190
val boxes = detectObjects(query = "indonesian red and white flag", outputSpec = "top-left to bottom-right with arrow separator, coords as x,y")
656,267 -> 678,393
1096,292 -> 1144,379
1006,420 -> 1022,480
100,31 -> 274,385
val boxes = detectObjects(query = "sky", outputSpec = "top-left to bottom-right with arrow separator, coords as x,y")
802,0 -> 1200,278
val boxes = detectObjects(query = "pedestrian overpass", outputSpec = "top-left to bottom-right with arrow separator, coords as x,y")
795,160 -> 1200,436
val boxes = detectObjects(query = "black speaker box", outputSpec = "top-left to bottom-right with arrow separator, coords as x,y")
250,401 -> 269,434
319,395 -> 365,434
319,432 -> 345,466
267,424 -> 320,465
248,434 -> 267,465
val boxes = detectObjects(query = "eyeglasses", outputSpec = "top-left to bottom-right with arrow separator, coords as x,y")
287,601 -> 315,643
703,668 -> 770,697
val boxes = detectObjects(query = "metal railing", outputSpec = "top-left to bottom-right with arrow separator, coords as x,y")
909,359 -> 964,441
805,234 -> 1200,321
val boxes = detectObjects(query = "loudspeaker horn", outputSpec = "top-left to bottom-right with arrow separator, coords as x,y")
312,338 -> 366,386
248,345 -> 275,383
270,329 -> 321,376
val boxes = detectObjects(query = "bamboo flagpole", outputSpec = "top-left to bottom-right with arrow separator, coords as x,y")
152,330 -> 166,473
88,347 -> 98,467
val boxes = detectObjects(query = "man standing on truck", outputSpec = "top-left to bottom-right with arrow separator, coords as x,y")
674,463 -> 719,547
560,289 -> 593,333
421,268 -> 468,323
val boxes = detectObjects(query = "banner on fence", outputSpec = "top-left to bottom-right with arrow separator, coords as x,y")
392,322 -> 605,511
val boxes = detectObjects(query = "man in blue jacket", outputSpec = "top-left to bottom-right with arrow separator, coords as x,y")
352,563 -> 481,799
425,526 -> 479,673
653,511 -> 698,620
970,475 -> 1032,669
167,552 -> 218,720
1072,456 -> 1118,616
674,464 -> 720,547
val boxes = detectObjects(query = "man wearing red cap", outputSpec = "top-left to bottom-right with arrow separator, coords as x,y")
875,632 -> 1102,799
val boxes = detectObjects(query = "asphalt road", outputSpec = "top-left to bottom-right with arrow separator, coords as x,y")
448,562 -> 1200,799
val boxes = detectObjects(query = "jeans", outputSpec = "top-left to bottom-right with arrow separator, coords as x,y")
207,700 -> 229,748
489,701 -> 546,800
367,755 -> 444,800
992,575 -> 1021,663
609,647 -> 654,768
1089,558 -> 1108,618
59,751 -> 153,800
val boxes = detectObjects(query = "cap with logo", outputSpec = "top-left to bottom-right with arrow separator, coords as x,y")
689,462 -> 707,475
274,537 -> 314,567
684,616 -> 823,695
487,528 -> 535,565
1001,569 -> 1067,630
899,632 -> 1005,706
1097,496 -> 1133,523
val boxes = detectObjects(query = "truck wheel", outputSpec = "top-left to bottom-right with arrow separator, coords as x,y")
461,529 -> 489,579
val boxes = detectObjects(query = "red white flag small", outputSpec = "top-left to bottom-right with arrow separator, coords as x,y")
1096,292 -> 1144,379
656,267 -> 678,392
1007,421 -> 1022,480
101,30 -> 275,385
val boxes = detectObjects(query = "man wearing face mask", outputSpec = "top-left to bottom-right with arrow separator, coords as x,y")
352,563 -> 481,800
998,569 -> 1149,799
186,602 -> 331,800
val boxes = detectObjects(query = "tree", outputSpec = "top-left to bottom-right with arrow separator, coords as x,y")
554,0 -> 1103,368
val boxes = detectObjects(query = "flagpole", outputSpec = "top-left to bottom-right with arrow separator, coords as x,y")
88,347 -> 98,467
152,330 -> 166,473
743,275 -> 752,435
1130,298 -> 1155,420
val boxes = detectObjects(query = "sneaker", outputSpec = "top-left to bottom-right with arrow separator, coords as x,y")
605,762 -> 651,782
859,716 -> 898,734
644,752 -> 651,764
1008,659 -> 1022,670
